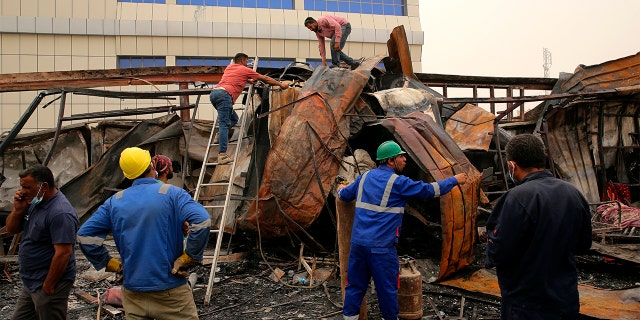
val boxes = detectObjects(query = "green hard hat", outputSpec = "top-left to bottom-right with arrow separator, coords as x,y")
376,140 -> 406,160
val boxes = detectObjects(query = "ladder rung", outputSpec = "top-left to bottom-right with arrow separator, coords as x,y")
203,205 -> 225,209
208,141 -> 239,147
203,160 -> 235,166
199,182 -> 230,187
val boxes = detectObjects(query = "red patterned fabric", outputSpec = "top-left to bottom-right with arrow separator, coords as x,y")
605,181 -> 631,205
597,201 -> 640,228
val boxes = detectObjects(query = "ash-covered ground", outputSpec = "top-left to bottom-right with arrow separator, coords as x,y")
1,231 -> 639,319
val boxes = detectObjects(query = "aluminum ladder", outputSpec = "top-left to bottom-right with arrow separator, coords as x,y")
193,57 -> 259,306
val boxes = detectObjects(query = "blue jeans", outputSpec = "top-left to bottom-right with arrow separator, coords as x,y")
343,244 -> 399,320
209,89 -> 238,153
330,23 -> 356,66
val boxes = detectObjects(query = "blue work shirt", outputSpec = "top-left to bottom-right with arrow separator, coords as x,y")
337,165 -> 459,247
77,178 -> 211,292
19,191 -> 78,292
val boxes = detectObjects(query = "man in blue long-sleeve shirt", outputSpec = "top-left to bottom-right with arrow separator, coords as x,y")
77,147 -> 211,319
485,134 -> 592,319
337,140 -> 467,320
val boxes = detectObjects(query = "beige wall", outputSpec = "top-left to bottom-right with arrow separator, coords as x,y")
0,0 -> 423,133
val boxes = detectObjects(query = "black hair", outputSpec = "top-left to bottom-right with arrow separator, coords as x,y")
19,164 -> 56,188
505,134 -> 547,169
234,53 -> 249,63
139,164 -> 152,179
304,17 -> 316,26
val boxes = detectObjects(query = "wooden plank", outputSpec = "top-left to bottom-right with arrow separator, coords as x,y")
74,290 -> 98,304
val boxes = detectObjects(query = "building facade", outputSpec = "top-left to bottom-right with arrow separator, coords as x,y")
0,0 -> 423,133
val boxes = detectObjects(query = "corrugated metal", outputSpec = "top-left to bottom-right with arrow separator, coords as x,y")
380,112 -> 482,280
561,51 -> 640,93
546,102 -> 640,203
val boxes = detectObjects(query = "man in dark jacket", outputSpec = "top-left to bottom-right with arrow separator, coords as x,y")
485,134 -> 592,319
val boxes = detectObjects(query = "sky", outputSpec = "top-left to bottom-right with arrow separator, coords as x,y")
419,0 -> 640,78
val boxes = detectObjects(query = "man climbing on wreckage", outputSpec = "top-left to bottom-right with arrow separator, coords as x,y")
77,147 -> 211,319
210,52 -> 289,165
337,140 -> 468,320
485,134 -> 592,319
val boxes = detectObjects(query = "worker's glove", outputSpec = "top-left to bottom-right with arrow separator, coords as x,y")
106,258 -> 123,273
105,258 -> 124,283
172,252 -> 200,278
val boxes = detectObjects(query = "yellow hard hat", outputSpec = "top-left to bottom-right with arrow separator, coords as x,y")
119,147 -> 151,179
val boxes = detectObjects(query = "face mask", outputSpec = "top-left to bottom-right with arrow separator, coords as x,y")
507,162 -> 517,185
30,183 -> 44,206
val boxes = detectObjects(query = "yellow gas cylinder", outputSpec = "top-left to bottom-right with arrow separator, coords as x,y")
398,256 -> 423,319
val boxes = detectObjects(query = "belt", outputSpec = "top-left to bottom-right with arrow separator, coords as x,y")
213,86 -> 231,97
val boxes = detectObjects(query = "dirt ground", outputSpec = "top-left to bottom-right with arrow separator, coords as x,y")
1,235 -> 639,320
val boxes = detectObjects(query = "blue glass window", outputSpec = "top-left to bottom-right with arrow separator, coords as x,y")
305,59 -> 323,69
176,56 -> 232,66
118,0 -> 166,3
304,0 -> 405,16
176,0 -> 293,9
118,56 -> 166,68
256,58 -> 295,68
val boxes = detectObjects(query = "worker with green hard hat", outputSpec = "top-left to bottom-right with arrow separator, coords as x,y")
337,140 -> 468,320
77,147 -> 211,319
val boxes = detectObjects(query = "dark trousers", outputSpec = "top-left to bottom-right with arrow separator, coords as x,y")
501,301 -> 579,320
11,281 -> 73,320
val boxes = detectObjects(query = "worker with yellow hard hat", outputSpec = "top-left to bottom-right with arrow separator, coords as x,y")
78,147 -> 211,319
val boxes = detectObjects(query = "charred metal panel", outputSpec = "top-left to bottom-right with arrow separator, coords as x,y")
238,67 -> 371,237
61,114 -> 180,222
561,52 -> 640,93
268,81 -> 303,146
380,112 -> 482,280
546,106 -> 600,203
445,103 -> 496,151
546,102 -> 640,203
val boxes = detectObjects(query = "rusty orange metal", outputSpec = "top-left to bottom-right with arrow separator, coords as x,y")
380,112 -> 483,280
440,269 -> 640,319
237,67 -> 371,237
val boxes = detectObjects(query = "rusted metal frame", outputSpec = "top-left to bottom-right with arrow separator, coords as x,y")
179,82 -> 191,121
518,88 -> 525,120
60,104 -> 194,121
182,83 -> 208,184
415,73 -> 556,90
494,100 -> 526,190
0,66 -> 227,93
0,89 -> 58,157
541,119 -> 556,176
68,87 -> 212,99
597,102 -> 608,200
43,91 -> 67,166
489,86 -> 496,114
442,87 -> 632,105
472,85 -> 478,99
506,88 -> 513,121
590,200 -> 623,232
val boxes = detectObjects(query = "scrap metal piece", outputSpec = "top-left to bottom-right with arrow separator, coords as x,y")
238,67 -> 371,237
439,269 -> 640,319
445,103 -> 496,151
379,112 -> 483,280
